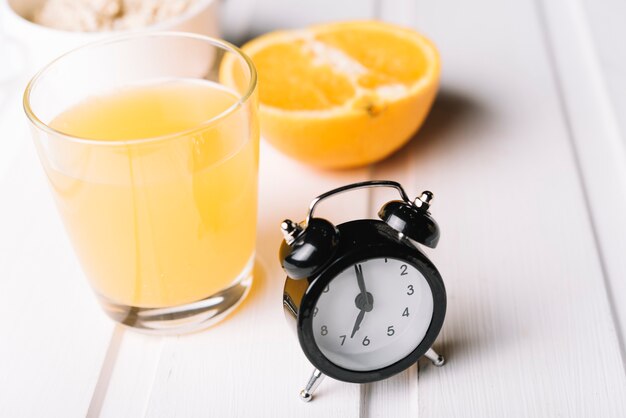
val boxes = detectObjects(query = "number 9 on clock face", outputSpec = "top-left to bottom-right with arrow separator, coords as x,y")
311,258 -> 434,371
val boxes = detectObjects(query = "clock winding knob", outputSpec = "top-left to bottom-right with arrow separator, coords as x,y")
413,191 -> 433,210
281,219 -> 303,245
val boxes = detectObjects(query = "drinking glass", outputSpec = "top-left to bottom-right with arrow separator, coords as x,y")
24,32 -> 259,334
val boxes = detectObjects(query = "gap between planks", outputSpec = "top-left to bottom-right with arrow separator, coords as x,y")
87,326 -> 126,417
534,0 -> 626,370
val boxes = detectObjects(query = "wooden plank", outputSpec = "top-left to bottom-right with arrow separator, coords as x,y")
541,0 -> 626,362
579,0 -> 626,146
359,2 -> 428,417
363,139 -> 425,418
0,137 -> 116,417
221,0 -> 376,44
379,0 -> 417,28
385,0 -> 626,416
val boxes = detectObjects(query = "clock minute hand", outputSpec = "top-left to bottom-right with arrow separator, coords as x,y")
350,309 -> 365,338
355,264 -> 367,296
354,264 -> 367,295
355,264 -> 372,311
351,264 -> 372,339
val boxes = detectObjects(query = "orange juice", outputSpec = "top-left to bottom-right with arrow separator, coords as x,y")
45,79 -> 258,308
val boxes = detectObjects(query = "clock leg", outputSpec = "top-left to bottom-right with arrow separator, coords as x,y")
299,368 -> 325,402
424,348 -> 445,366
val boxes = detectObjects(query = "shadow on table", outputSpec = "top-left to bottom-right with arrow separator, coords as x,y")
375,86 -> 487,170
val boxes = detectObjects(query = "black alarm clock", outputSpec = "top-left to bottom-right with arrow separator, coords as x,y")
280,180 -> 447,402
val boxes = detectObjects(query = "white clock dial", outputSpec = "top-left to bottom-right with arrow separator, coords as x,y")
311,257 -> 434,371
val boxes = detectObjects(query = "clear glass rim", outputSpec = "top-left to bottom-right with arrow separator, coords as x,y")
23,31 -> 258,146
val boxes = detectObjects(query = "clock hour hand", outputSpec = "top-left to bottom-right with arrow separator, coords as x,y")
350,309 -> 366,338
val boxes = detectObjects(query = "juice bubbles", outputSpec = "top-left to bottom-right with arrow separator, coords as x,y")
44,80 -> 259,308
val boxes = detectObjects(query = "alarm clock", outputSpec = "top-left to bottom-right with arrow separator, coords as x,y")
280,180 -> 447,402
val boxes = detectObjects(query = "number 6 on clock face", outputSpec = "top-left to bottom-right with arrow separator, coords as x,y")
311,258 -> 434,371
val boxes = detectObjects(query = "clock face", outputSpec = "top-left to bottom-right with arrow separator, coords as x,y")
311,257 -> 434,371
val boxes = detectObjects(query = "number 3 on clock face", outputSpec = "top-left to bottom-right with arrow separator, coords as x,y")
311,258 -> 434,372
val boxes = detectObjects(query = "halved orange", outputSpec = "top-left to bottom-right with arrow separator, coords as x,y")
223,21 -> 440,169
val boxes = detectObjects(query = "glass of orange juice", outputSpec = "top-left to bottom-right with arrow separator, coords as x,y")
23,33 -> 259,334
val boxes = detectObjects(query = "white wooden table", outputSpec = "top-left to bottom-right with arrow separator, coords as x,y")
1,0 -> 626,416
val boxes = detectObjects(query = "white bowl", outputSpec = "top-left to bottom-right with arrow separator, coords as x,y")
1,0 -> 220,72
